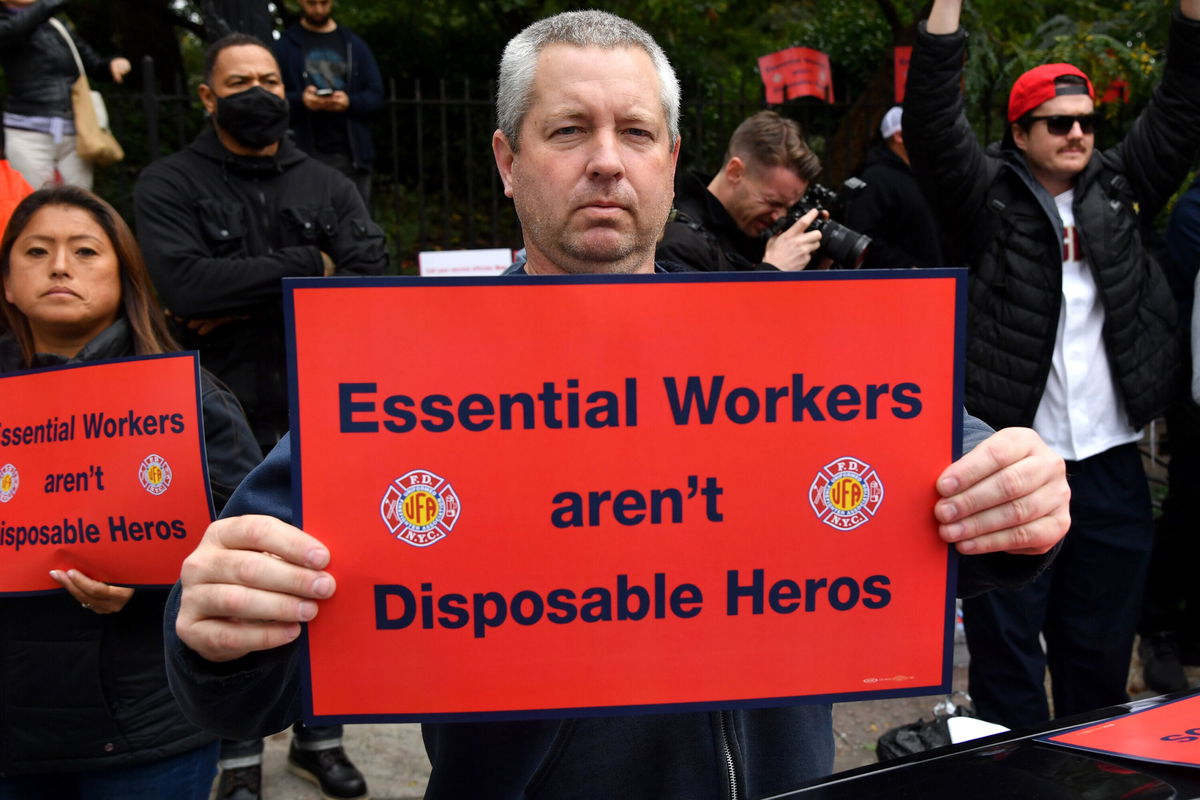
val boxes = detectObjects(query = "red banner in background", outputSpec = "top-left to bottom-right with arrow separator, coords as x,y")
894,46 -> 912,104
1100,79 -> 1129,104
759,47 -> 835,104
0,355 -> 213,593
287,271 -> 966,722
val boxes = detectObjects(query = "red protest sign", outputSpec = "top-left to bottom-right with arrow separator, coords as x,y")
758,47 -> 835,104
1100,79 -> 1130,104
287,271 -> 964,722
0,355 -> 213,593
894,46 -> 912,104
1043,692 -> 1200,767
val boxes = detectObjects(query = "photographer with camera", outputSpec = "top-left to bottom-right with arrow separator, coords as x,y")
657,110 -> 825,271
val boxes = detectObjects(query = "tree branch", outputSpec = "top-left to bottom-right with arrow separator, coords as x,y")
167,6 -> 206,38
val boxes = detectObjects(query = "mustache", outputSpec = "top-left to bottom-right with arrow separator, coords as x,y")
572,191 -> 635,210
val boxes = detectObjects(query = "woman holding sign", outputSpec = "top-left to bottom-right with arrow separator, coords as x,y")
0,186 -> 260,798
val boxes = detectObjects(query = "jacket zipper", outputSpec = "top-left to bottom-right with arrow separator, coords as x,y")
256,188 -> 274,253
718,711 -> 740,800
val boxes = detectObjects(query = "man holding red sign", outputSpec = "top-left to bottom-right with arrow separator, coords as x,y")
166,10 -> 1070,798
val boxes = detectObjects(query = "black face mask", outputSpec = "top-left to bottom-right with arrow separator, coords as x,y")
213,86 -> 290,150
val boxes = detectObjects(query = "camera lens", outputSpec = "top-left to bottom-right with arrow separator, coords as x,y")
818,220 -> 871,269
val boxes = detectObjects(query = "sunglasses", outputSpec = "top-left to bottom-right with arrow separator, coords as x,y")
1028,113 -> 1098,135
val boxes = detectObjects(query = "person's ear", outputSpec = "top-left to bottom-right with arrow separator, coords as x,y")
493,129 -> 516,199
198,83 -> 217,116
1011,122 -> 1028,153
725,156 -> 745,184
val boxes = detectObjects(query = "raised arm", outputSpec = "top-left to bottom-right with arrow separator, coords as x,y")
903,0 -> 994,256
1106,1 -> 1200,219
926,0 -> 962,34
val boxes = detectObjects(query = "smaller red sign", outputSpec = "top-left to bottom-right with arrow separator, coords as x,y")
758,47 -> 835,104
1042,692 -> 1200,767
1100,79 -> 1129,105
894,46 -> 912,104
0,355 -> 213,593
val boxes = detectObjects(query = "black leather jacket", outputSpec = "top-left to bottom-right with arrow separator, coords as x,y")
904,11 -> 1200,430
0,0 -> 114,120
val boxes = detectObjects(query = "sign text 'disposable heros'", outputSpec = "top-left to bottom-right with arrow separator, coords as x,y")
0,356 -> 213,592
289,274 -> 963,720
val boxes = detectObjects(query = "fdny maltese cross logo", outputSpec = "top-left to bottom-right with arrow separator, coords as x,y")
0,463 -> 18,503
380,469 -> 461,547
138,454 -> 172,495
809,457 -> 884,531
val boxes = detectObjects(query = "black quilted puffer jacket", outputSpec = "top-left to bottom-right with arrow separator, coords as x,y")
903,10 -> 1200,430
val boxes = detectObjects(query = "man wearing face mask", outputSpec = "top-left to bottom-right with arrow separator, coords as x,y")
134,32 -> 384,800
134,32 -> 387,454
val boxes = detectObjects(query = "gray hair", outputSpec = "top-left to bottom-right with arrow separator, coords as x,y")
496,10 -> 680,152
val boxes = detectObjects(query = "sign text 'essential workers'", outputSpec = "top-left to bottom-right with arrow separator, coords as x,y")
286,272 -> 965,722
0,355 -> 213,593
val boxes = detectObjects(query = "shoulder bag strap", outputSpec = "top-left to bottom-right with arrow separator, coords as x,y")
46,17 -> 86,80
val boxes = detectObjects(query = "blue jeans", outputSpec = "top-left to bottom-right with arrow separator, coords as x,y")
0,740 -> 218,800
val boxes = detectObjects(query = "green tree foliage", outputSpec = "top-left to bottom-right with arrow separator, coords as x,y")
62,0 -> 1179,165
958,0 -> 1174,145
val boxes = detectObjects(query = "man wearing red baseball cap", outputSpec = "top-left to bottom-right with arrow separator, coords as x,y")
903,0 -> 1200,729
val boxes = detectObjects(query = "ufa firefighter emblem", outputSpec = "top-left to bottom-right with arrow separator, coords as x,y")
0,464 -> 18,503
138,454 -> 172,495
809,457 -> 883,531
380,469 -> 461,547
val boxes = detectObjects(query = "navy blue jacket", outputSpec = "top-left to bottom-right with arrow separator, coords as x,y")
163,395 -> 1053,797
274,23 -> 384,170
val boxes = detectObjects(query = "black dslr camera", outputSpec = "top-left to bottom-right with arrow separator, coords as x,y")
765,177 -> 871,269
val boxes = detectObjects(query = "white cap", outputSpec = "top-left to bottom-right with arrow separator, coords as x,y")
880,106 -> 903,139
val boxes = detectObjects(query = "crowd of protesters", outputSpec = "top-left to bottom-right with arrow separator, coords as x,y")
0,0 -> 1197,798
